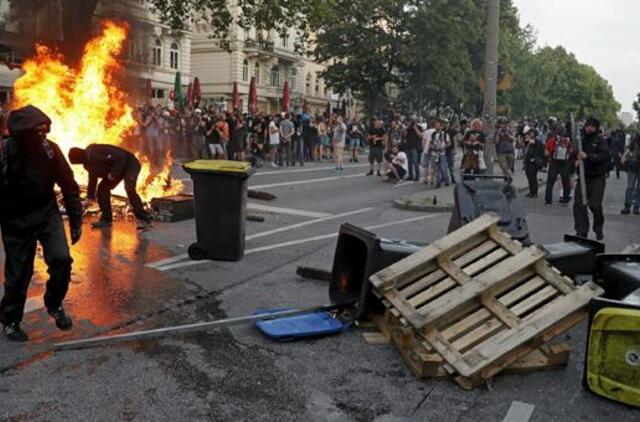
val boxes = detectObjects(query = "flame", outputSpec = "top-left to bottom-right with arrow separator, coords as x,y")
12,20 -> 183,202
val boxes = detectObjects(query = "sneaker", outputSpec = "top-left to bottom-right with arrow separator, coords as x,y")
596,233 -> 604,241
621,206 -> 631,215
2,322 -> 28,342
137,220 -> 152,230
91,220 -> 112,229
48,307 -> 73,331
376,171 -> 382,177
366,170 -> 374,176
634,208 -> 640,215
270,162 -> 279,168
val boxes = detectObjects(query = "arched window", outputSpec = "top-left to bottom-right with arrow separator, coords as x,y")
306,73 -> 312,95
288,67 -> 297,91
169,42 -> 179,70
315,77 -> 320,96
242,59 -> 249,82
254,62 -> 260,84
270,66 -> 280,87
152,39 -> 162,66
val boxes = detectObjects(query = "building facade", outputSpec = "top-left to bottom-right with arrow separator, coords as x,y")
191,17 -> 333,116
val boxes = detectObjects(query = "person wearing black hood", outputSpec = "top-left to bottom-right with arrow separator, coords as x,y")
68,144 -> 152,230
574,117 -> 610,240
0,105 -> 82,342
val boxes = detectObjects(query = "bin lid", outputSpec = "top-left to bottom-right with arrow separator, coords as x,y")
183,160 -> 255,176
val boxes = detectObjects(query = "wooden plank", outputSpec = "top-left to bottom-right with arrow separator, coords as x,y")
362,332 -> 391,345
451,318 -> 505,353
384,290 -> 429,328
400,240 -> 498,299
409,278 -> 457,308
488,225 -> 524,255
423,329 -> 468,370
498,276 -> 547,307
503,343 -> 570,373
510,285 -> 558,316
441,308 -> 493,341
482,295 -> 520,327
439,260 -> 474,285
370,213 -> 501,290
533,261 -> 575,295
415,247 -> 546,330
395,262 -> 439,290
452,282 -> 602,377
462,248 -> 510,276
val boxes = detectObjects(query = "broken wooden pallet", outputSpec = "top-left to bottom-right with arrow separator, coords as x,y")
370,212 -> 603,388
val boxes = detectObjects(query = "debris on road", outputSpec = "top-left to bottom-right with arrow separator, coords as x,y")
150,194 -> 195,222
370,212 -> 603,389
248,189 -> 277,201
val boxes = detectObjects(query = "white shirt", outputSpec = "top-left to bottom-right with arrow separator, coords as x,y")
422,128 -> 436,151
269,121 -> 280,145
393,151 -> 408,172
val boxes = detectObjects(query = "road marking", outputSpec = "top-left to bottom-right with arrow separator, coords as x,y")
393,180 -> 419,188
247,203 -> 332,218
157,214 -> 438,272
502,401 -> 535,422
251,173 -> 364,190
146,207 -> 374,268
252,163 -> 369,177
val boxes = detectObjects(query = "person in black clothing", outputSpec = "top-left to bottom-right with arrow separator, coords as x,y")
68,144 -> 152,230
405,119 -> 422,181
523,128 -> 545,197
366,119 -> 386,176
574,117 -> 610,240
609,129 -> 626,179
0,105 -> 82,341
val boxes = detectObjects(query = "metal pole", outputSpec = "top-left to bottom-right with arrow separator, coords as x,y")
53,304 -> 345,351
571,113 -> 587,202
482,0 -> 500,176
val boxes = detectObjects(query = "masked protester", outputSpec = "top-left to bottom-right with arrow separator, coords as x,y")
0,105 -> 82,342
574,117 -> 610,240
68,144 -> 152,230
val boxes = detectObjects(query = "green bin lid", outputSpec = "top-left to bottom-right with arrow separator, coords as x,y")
183,160 -> 255,176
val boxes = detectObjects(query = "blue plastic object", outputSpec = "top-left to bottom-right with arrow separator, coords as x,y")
253,308 -> 347,341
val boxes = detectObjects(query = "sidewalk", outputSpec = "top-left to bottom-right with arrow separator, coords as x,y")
394,167 -> 530,212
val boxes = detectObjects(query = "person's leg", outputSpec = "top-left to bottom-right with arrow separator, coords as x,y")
525,165 -> 537,196
589,175 -> 606,238
0,224 -> 37,325
573,178 -> 589,237
39,211 -> 73,313
123,162 -> 150,222
545,163 -> 559,204
560,163 -> 571,203
633,170 -> 640,211
375,148 -> 383,175
447,152 -> 456,184
624,170 -> 637,210
388,164 -> 400,180
441,155 -> 450,186
97,178 -> 118,222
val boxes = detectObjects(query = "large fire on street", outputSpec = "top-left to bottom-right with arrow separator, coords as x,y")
11,20 -> 183,202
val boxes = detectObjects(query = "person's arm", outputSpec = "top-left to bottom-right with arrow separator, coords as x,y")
52,143 -> 83,241
87,174 -> 98,200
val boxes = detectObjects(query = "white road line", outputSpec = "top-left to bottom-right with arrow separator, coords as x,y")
392,181 -> 419,188
146,207 -> 373,268
247,203 -> 332,218
502,401 -> 535,422
252,163 -> 369,177
251,173 -> 364,190
157,214 -> 438,272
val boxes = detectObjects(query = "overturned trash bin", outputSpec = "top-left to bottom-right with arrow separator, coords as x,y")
183,160 -> 255,261
329,223 -> 423,320
544,235 -> 605,280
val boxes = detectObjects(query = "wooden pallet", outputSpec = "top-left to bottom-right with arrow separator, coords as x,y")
370,213 -> 603,388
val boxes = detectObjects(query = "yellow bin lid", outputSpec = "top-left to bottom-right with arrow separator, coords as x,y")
183,160 -> 255,176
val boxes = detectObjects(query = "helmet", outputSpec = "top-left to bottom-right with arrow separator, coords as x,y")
548,116 -> 558,126
555,123 -> 567,136
497,116 -> 508,124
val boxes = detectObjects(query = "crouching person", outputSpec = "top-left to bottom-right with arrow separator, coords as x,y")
387,145 -> 408,183
0,105 -> 83,342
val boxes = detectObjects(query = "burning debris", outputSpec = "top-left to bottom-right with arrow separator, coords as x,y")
12,20 -> 183,204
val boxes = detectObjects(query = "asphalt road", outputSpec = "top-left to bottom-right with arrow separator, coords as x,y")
1,159 -> 639,421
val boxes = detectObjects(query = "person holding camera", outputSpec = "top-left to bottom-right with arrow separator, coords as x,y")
495,117 -> 516,182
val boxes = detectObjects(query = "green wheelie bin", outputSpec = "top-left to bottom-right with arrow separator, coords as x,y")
183,160 -> 255,261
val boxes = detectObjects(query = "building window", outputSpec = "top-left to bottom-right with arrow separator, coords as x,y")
152,39 -> 162,67
288,67 -> 297,91
270,66 -> 280,87
315,77 -> 320,95
169,42 -> 179,70
282,34 -> 289,48
306,73 -> 311,95
152,88 -> 166,99
242,59 -> 249,82
254,62 -> 260,84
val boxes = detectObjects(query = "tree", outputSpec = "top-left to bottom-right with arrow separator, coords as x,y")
633,93 -> 640,122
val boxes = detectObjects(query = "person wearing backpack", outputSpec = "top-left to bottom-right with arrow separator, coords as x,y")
0,105 -> 83,342
544,123 -> 575,206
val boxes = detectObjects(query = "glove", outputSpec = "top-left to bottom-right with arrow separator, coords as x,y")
70,226 -> 82,245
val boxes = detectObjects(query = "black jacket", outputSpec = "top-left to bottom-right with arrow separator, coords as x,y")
83,144 -> 139,199
0,134 -> 82,228
524,139 -> 545,169
581,132 -> 610,177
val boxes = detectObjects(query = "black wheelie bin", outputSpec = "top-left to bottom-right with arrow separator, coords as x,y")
183,160 -> 255,261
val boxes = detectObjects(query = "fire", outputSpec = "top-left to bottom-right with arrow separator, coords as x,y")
12,20 -> 183,202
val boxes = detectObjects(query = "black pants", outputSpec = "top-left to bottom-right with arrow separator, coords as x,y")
0,204 -> 72,324
545,161 -> 571,204
98,161 -> 149,222
574,174 -> 606,237
525,164 -> 539,195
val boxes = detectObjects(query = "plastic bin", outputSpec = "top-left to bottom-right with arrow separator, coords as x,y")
183,160 -> 255,261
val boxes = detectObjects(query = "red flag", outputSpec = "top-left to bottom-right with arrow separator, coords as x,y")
282,81 -> 290,113
249,76 -> 258,115
231,81 -> 239,111
186,82 -> 193,108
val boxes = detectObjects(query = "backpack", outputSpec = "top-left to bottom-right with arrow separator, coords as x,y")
553,136 -> 571,161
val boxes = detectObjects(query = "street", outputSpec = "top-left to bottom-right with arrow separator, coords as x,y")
1,161 -> 639,421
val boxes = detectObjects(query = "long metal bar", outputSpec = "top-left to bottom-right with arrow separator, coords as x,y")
54,304 -> 345,351
571,113 -> 588,202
